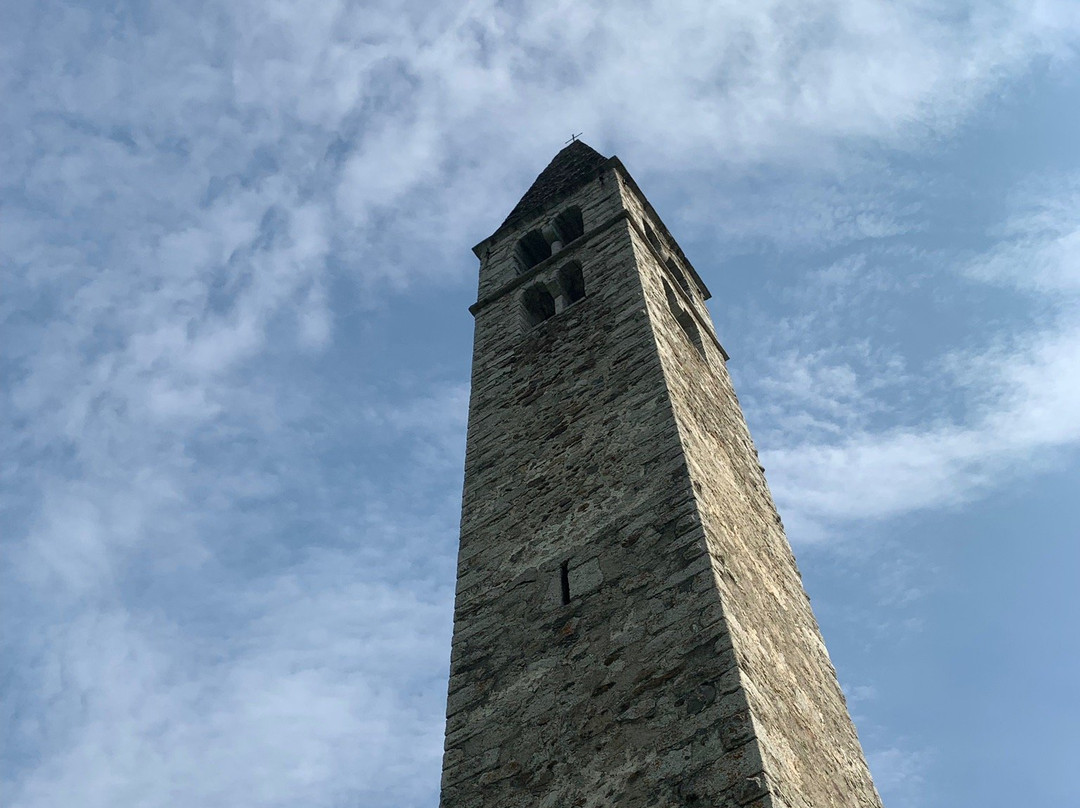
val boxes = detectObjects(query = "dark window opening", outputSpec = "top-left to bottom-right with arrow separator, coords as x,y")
663,278 -> 680,311
644,222 -> 663,253
664,279 -> 706,360
522,283 -> 557,327
558,262 -> 586,304
553,206 -> 585,245
677,309 -> 706,359
666,257 -> 691,295
560,561 -> 571,605
516,229 -> 552,273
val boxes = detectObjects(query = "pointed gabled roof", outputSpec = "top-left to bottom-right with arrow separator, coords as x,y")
498,140 -> 609,232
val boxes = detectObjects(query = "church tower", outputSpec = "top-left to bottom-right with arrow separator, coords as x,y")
440,141 -> 883,808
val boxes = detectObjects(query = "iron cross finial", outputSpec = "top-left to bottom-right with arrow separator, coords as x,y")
566,132 -> 583,144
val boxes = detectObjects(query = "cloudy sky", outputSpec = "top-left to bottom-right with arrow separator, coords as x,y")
3,1 -> 1079,806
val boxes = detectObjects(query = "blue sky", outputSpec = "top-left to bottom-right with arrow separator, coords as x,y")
2,1 -> 1079,806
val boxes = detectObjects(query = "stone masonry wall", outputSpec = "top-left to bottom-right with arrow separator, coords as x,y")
443,169 -> 775,807
441,159 -> 882,808
620,173 -> 883,808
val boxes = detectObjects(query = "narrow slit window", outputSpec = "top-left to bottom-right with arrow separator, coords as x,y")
560,561 -> 571,605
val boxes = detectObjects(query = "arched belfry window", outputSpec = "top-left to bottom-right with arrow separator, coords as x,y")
663,279 -> 706,360
666,257 -> 692,295
644,222 -> 663,253
552,206 -> 584,248
663,277 -> 680,311
681,314 -> 705,358
516,229 -> 552,273
558,261 -> 586,305
522,283 -> 556,327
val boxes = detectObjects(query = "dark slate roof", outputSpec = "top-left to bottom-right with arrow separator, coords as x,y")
498,140 -> 609,232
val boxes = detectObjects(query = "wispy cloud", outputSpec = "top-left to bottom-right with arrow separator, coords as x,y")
865,745 -> 931,808
9,557 -> 451,808
757,174 -> 1080,541
2,1 -> 1079,806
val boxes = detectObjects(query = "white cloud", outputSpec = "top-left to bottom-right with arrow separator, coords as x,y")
9,560 -> 451,808
760,176 -> 1080,540
3,1 -> 1080,806
966,175 -> 1080,295
865,745 -> 930,808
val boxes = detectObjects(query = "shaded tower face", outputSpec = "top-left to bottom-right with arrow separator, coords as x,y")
440,141 -> 883,808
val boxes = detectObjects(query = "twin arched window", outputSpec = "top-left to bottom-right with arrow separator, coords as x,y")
515,206 -> 585,274
521,261 -> 586,328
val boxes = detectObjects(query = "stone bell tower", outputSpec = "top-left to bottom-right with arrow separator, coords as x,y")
439,141 -> 883,808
